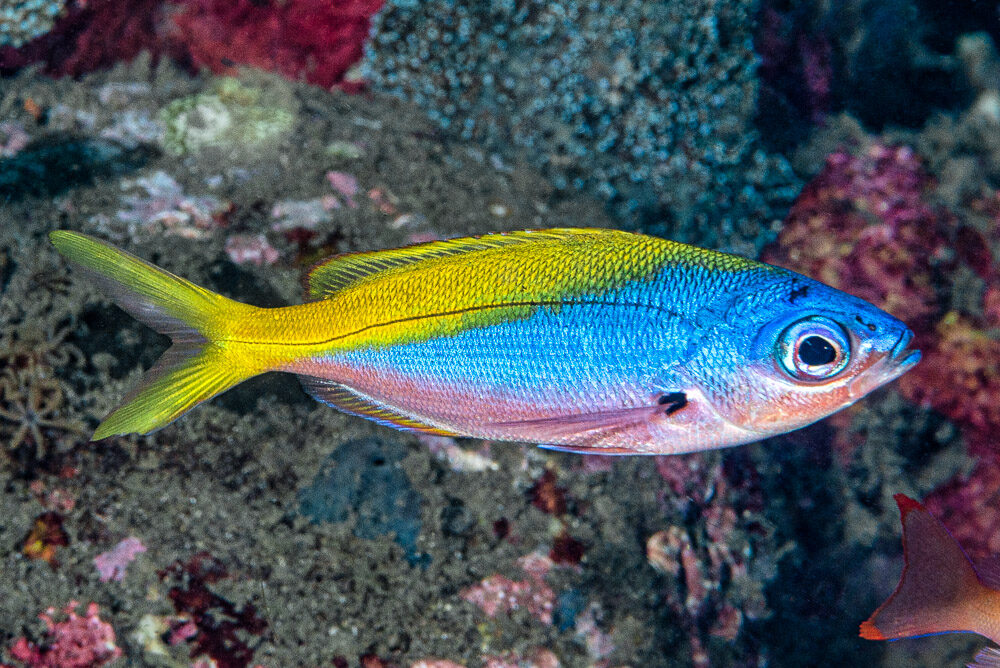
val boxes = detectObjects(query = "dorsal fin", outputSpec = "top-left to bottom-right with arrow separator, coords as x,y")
297,375 -> 459,436
304,228 -> 608,299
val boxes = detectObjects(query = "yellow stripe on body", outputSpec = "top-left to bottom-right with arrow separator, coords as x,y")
246,229 -> 758,357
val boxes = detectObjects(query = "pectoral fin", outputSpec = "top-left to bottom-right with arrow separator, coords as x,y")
489,392 -> 691,454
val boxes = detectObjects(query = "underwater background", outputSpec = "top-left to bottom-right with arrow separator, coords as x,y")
1,0 -> 999,666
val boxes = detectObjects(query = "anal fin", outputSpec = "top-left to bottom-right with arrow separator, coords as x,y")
297,375 -> 459,437
489,404 -> 662,454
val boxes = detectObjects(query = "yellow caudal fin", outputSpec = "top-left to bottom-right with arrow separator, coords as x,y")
49,231 -> 261,439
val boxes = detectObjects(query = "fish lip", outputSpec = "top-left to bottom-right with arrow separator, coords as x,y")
887,329 -> 921,373
848,329 -> 920,399
891,329 -> 915,361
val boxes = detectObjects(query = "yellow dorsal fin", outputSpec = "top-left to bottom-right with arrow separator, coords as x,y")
304,228 -> 608,299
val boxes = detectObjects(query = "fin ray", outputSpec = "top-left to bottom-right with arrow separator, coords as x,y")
305,228 -> 608,299
860,494 -> 991,642
298,375 -> 459,436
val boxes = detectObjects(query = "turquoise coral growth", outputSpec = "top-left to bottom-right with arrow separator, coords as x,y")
364,0 -> 800,254
0,0 -> 66,48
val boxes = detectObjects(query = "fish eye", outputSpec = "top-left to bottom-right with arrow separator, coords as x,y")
777,316 -> 851,381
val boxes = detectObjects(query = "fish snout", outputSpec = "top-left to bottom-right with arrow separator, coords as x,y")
847,326 -> 920,399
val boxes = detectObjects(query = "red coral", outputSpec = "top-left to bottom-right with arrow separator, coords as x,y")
158,552 -> 267,668
8,601 -> 121,668
549,531 -> 585,566
166,0 -> 383,90
0,0 -> 162,77
0,0 -> 384,90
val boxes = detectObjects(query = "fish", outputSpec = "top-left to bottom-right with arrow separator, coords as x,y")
860,494 -> 1000,666
49,228 -> 919,454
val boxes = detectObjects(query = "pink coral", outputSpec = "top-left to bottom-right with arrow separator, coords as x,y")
763,143 -> 951,328
94,536 -> 147,582
9,601 -> 122,668
224,234 -> 280,266
327,171 -> 360,208
764,143 -> 1000,453
461,553 -> 556,625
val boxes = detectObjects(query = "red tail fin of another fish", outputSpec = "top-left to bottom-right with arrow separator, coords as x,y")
860,494 -> 1000,645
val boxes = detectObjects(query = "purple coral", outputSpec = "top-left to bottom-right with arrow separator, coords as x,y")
94,536 -> 146,583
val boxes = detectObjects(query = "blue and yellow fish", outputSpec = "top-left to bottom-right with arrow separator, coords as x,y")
49,228 -> 919,454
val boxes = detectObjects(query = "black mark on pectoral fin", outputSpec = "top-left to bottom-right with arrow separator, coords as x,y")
658,391 -> 688,415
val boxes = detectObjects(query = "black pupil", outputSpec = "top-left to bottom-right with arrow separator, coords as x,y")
799,335 -> 837,366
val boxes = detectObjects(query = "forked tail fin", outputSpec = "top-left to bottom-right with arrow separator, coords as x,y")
860,494 -> 999,643
50,231 -> 263,439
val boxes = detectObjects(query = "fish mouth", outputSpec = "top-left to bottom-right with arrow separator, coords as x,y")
888,329 -> 921,372
848,329 -> 921,399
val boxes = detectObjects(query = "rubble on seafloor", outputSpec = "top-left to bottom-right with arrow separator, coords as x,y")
0,60 -> 785,667
1,3 -> 999,667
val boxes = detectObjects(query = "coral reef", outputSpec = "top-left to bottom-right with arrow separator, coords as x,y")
364,0 -> 800,255
0,59 -> 788,667
7,601 -> 121,668
0,0 -> 68,48
0,0 -> 383,89
167,0 -> 383,90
